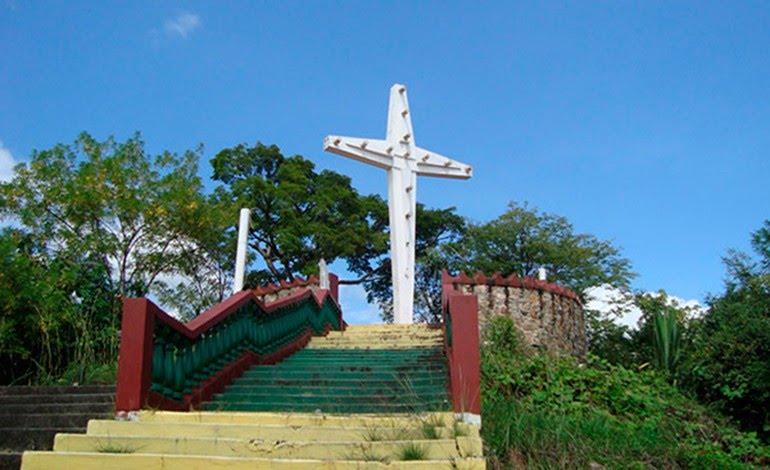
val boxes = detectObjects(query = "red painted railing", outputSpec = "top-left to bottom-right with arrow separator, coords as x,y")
115,275 -> 342,415
441,270 -> 481,418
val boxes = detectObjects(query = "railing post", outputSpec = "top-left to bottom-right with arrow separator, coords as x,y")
328,273 -> 340,304
115,298 -> 156,415
447,291 -> 481,425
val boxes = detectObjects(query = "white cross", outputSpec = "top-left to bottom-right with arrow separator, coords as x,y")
324,84 -> 472,324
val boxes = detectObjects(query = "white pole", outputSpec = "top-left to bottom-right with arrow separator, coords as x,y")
538,267 -> 547,281
318,258 -> 330,290
233,208 -> 251,293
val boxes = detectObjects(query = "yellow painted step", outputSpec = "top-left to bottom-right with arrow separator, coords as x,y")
344,324 -> 438,330
87,420 -> 375,442
137,411 -> 480,438
22,452 -> 486,469
317,336 -> 442,343
54,434 -> 482,460
305,343 -> 441,350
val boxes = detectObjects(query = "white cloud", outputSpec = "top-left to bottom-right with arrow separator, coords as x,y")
584,284 -> 704,329
0,141 -> 18,182
164,12 -> 200,38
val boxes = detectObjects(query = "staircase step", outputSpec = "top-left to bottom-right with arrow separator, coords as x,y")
53,433 -> 481,461
0,413 -> 110,428
21,451 -> 486,469
285,355 -> 442,362
222,385 -> 442,396
0,402 -> 113,415
1,428 -> 84,452
255,365 -> 446,374
0,452 -> 21,470
0,386 -> 113,396
210,392 -> 448,405
135,411 -> 472,431
87,420 -> 385,442
306,342 -> 442,349
201,401 -> 449,413
225,375 -> 448,391
234,374 -> 447,384
0,393 -> 114,405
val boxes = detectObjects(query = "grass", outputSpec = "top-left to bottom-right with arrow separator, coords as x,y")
361,424 -> 388,442
418,413 -> 447,440
452,419 -> 469,438
95,442 -> 137,454
362,418 -> 417,442
399,442 -> 428,461
343,444 -> 390,463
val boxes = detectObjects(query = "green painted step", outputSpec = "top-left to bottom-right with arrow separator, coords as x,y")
228,376 -> 445,385
222,385 -> 441,395
214,388 -> 446,402
201,402 -> 449,413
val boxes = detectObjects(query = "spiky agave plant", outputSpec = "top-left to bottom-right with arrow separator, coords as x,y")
652,310 -> 681,381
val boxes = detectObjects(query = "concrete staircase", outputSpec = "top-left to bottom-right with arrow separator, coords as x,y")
20,325 -> 486,468
0,385 -> 114,470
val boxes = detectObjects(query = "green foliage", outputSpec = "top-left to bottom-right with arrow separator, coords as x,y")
451,201 -> 635,296
398,442 -> 427,461
681,220 -> 770,442
481,316 -> 770,468
211,142 -> 388,284
585,311 -> 638,367
587,290 -> 695,379
652,306 -> 681,378
0,228 -> 119,384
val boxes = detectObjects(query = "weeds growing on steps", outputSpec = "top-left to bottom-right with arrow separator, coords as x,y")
343,443 -> 391,463
95,439 -> 138,454
399,442 -> 428,461
418,412 -> 449,440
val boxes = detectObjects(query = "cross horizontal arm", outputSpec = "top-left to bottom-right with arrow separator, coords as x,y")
323,135 -> 395,170
413,145 -> 473,179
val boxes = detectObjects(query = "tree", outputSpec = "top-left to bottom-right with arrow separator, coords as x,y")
0,132 -> 219,299
450,201 -> 635,296
211,142 -> 389,285
682,220 -> 770,441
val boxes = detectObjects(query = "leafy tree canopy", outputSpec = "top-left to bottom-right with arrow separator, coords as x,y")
0,132 -> 223,298
450,201 -> 635,296
211,142 -> 389,285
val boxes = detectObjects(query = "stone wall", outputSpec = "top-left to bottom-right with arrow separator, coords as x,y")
443,271 -> 587,358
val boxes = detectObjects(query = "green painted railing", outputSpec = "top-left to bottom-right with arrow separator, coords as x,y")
116,278 -> 342,413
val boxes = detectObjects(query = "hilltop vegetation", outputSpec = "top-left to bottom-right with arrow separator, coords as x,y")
480,317 -> 770,468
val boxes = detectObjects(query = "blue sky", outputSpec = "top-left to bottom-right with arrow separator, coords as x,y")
2,2 -> 769,322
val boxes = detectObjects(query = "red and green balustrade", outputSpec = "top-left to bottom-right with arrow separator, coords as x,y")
115,277 -> 343,414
